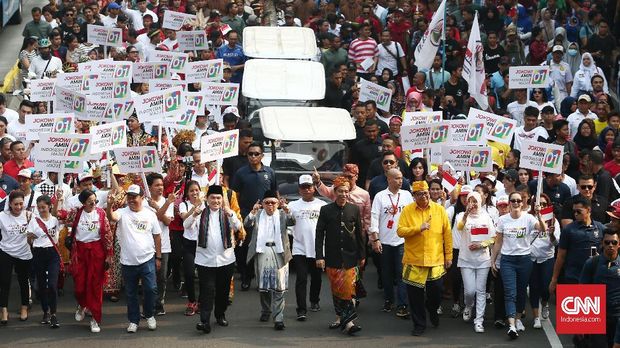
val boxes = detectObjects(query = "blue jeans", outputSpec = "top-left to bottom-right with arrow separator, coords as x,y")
122,257 -> 158,324
33,247 -> 60,314
380,244 -> 407,307
529,258 -> 554,309
500,254 -> 533,318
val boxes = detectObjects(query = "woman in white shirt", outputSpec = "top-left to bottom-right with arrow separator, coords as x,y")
491,191 -> 545,340
527,194 -> 559,329
474,184 -> 500,224
179,180 -> 205,316
456,192 -> 496,333
30,195 -> 61,328
0,191 -> 34,324
570,52 -> 609,97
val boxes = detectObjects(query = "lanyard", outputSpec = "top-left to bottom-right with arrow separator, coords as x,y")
387,193 -> 400,216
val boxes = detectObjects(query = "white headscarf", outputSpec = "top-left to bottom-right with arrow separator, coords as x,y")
578,52 -> 598,76
466,191 -> 482,218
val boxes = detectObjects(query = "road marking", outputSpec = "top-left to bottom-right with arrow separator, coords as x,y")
542,318 -> 563,348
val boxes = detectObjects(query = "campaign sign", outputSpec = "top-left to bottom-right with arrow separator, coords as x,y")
31,148 -> 84,174
162,92 -> 204,130
202,82 -> 240,105
87,24 -> 123,47
403,111 -> 442,125
520,140 -> 564,174
359,79 -> 392,112
89,61 -> 132,79
134,87 -> 186,123
29,79 -> 56,102
25,113 -> 75,141
400,123 -> 433,150
38,133 -> 92,161
90,121 -> 127,154
185,59 -> 224,83
56,72 -> 95,92
441,146 -> 493,172
162,10 -> 196,30
87,78 -> 131,100
113,146 -> 162,173
148,51 -> 189,73
468,108 -> 517,144
509,66 -> 550,89
177,30 -> 208,51
200,130 -> 239,163
55,87 -> 87,114
148,79 -> 188,92
133,62 -> 171,83
448,120 -> 486,145
82,97 -> 134,122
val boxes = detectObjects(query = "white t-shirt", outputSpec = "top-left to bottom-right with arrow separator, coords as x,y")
562,174 -> 579,196
375,41 -> 405,76
566,110 -> 597,139
370,189 -> 413,246
8,120 -> 29,142
28,56 -> 63,79
30,216 -> 59,248
456,211 -> 496,269
194,209 -> 241,267
116,207 -> 162,266
180,201 -> 204,241
446,205 -> 461,250
530,218 -> 561,262
74,209 -> 101,243
143,196 -> 173,253
0,108 -> 18,125
191,171 -> 211,189
512,126 -> 549,151
289,198 -> 327,257
65,191 -> 108,211
101,15 -> 118,28
0,211 -> 33,260
497,213 -> 538,256
507,100 -> 538,127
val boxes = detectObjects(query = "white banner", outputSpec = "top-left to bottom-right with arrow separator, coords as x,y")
87,24 -> 123,47
441,146 -> 493,172
90,121 -> 127,154
132,62 -> 171,83
38,133 -> 92,161
148,79 -> 187,92
55,72 -> 95,92
359,79 -> 392,112
55,86 -> 87,114
200,129 -> 239,163
81,97 -> 134,122
184,59 -> 224,83
88,60 -> 132,79
31,147 -> 84,174
133,86 -> 186,123
509,66 -> 550,89
25,113 -> 75,141
161,92 -> 205,130
29,79 -> 57,102
113,146 -> 162,173
413,0 -> 446,70
403,111 -> 442,125
147,50 -> 189,73
520,140 -> 564,174
467,108 -> 517,144
162,10 -> 196,30
86,78 -> 131,100
447,120 -> 487,145
78,58 -> 113,73
202,82 -> 240,105
462,12 -> 488,110
401,122 -> 453,150
177,30 -> 208,51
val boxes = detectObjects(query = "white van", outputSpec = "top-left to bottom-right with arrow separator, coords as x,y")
241,59 -> 325,115
242,26 -> 318,60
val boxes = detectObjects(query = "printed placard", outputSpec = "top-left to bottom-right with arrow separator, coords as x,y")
89,61 -> 132,79
403,111 -> 442,125
90,121 -> 127,154
38,133 -> 92,160
78,58 -> 113,73
520,140 -> 564,174
359,79 -> 392,112
87,78 -> 131,100
87,24 -> 123,47
161,92 -> 204,129
162,10 -> 196,30
200,129 -> 239,163
147,50 -> 189,73
400,123 -> 433,150
133,87 -> 186,123
468,108 -> 517,144
448,120 -> 486,145
30,79 -> 57,102
55,86 -> 87,114
441,146 -> 493,172
509,66 -> 550,89
25,113 -> 75,141
56,72 -> 96,92
202,82 -> 240,105
81,97 -> 134,122
132,62 -> 171,83
113,146 -> 162,173
31,147 -> 84,174
177,30 -> 208,51
148,79 -> 188,92
184,59 -> 224,83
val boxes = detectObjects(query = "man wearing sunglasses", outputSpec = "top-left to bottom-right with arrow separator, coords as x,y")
579,229 -> 620,348
368,151 -> 411,200
560,174 -> 608,228
527,171 -> 571,217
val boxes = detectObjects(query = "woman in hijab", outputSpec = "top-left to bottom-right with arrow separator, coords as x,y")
597,126 -> 617,161
538,8 -> 556,43
559,96 -> 577,118
563,42 -> 582,76
547,27 -> 569,51
570,52 -> 609,97
572,119 -> 598,151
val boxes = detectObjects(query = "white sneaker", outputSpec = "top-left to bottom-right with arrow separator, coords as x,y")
437,305 -> 443,315
146,316 -> 157,331
541,305 -> 550,320
516,319 -> 526,332
75,306 -> 85,322
462,306 -> 472,322
474,323 -> 485,333
127,322 -> 138,333
533,317 -> 542,329
90,319 -> 100,333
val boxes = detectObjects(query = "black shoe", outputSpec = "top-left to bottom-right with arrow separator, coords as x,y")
49,315 -> 59,329
57,289 -> 64,297
396,306 -> 410,319
196,322 -> 211,334
241,282 -> 250,291
216,316 -> 228,327
494,319 -> 507,328
310,303 -> 320,312
109,295 -> 119,303
296,312 -> 307,321
428,311 -> 439,328
382,300 -> 393,312
40,312 -> 51,325
411,327 -> 425,336
507,327 -> 518,339
259,313 -> 270,322
274,322 -> 285,330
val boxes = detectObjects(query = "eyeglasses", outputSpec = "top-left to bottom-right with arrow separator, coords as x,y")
414,191 -> 429,197
262,200 -> 278,205
533,90 -> 542,94
128,50 -> 139,53
604,240 -> 619,246
510,199 -> 522,204
540,202 -> 548,207
580,185 -> 594,190
247,152 -> 262,157
383,160 -> 395,165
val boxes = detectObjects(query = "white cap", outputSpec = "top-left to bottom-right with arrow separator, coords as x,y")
497,195 -> 509,206
482,174 -> 497,184
17,169 -> 31,179
126,184 -> 143,196
224,106 -> 240,117
552,45 -> 564,53
298,174 -> 313,186
459,185 -> 473,196
78,172 -> 93,183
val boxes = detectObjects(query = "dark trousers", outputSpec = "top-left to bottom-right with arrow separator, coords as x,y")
293,255 -> 321,313
197,263 -> 235,323
169,230 -> 184,287
493,270 -> 506,321
122,258 -> 158,324
406,277 -> 443,331
33,247 -> 60,314
182,237 -> 197,302
381,244 -> 407,307
448,249 -> 462,304
234,243 -> 254,284
0,249 -> 31,307
529,258 -> 554,309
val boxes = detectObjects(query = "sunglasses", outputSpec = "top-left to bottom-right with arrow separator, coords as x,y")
263,200 -> 278,205
383,160 -> 395,165
533,90 -> 542,94
540,202 -> 548,207
247,152 -> 262,157
580,185 -> 594,190
510,199 -> 522,204
604,240 -> 619,246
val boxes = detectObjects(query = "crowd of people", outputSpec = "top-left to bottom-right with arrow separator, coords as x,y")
2,0 -> 620,346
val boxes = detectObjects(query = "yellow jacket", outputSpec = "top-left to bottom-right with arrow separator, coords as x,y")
397,201 -> 453,267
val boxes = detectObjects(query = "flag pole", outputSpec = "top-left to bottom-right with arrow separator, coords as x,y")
441,1 -> 447,87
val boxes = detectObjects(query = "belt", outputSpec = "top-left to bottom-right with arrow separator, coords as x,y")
265,242 -> 276,247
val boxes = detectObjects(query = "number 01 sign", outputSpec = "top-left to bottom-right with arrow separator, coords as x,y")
520,140 -> 564,174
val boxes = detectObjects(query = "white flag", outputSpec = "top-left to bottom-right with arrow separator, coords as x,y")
413,0 -> 446,71
462,12 -> 489,110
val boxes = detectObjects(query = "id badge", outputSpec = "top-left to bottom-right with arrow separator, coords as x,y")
387,220 -> 394,229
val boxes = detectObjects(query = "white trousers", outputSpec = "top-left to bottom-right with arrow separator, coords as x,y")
460,267 -> 490,325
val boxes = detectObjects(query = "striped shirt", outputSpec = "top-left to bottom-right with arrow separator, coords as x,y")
348,37 -> 377,73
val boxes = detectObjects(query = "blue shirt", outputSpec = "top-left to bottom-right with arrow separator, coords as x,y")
580,254 -> 620,316
230,164 -> 277,217
216,44 -> 246,83
559,220 -> 605,282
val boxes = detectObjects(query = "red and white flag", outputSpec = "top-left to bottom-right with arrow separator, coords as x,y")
207,168 -> 218,186
462,12 -> 488,110
540,206 -> 554,222
442,171 -> 458,193
0,188 -> 7,202
413,0 -> 446,71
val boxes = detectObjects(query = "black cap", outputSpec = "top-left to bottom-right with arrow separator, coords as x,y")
263,190 -> 278,200
207,185 -> 224,196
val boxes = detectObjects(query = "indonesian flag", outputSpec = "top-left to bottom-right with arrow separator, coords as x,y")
220,23 -> 232,36
413,0 -> 446,71
0,188 -> 6,202
462,12 -> 488,110
471,227 -> 489,236
540,206 -> 554,222
442,171 -> 458,193
207,168 -> 218,186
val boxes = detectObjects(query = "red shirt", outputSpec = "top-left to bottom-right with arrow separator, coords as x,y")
4,159 -> 34,179
604,161 -> 620,177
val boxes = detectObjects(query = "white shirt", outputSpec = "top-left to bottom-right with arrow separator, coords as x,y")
194,208 -> 241,267
101,15 -> 118,28
507,100 -> 538,127
446,205 -> 461,250
530,218 -> 560,262
456,211 -> 496,268
29,56 -> 63,79
512,126 -> 549,151
370,189 -> 413,246
65,191 -> 108,211
30,216 -> 59,248
191,170 -> 211,189
74,209 -> 101,243
497,213 -> 538,256
563,174 -> 579,196
375,41 -> 405,76
567,109 -> 597,139
143,196 -> 173,253
116,207 -> 162,266
8,120 -> 28,142
180,201 -> 204,241
122,5 -> 158,31
0,108 -> 18,125
0,211 -> 33,260
289,198 -> 327,257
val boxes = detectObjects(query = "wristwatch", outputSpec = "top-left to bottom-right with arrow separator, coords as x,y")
155,256 -> 162,260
